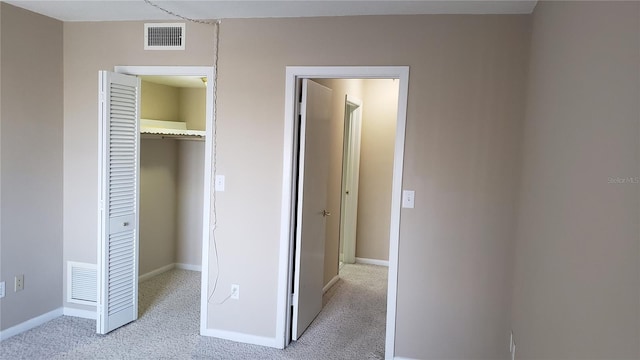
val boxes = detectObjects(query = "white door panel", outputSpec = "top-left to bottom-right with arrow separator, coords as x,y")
97,71 -> 140,335
292,79 -> 333,340
340,97 -> 362,264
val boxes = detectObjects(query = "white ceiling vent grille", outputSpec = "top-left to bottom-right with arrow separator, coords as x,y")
67,261 -> 97,305
144,23 -> 185,50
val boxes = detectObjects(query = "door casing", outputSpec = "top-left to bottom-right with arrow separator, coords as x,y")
277,66 -> 409,359
108,65 -> 215,335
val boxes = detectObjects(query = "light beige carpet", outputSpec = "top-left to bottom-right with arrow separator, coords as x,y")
0,264 -> 387,359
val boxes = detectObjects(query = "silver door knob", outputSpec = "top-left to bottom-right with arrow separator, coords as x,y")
322,210 -> 331,217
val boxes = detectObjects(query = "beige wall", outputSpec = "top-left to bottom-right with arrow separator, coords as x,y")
356,79 -> 398,261
61,14 -> 529,358
177,141 -> 204,267
141,80 -> 180,121
139,139 -> 178,275
511,1 -> 640,358
179,87 -> 206,131
215,15 -> 529,357
63,20 -> 215,312
0,4 -> 63,330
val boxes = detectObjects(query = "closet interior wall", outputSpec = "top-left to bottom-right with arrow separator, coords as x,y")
139,80 -> 205,276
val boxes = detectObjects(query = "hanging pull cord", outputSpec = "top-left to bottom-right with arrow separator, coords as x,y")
143,0 -> 220,26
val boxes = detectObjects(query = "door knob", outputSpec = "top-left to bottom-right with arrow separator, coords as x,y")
322,210 -> 331,217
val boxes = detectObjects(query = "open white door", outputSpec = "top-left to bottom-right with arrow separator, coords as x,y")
291,79 -> 333,340
339,97 -> 362,265
97,71 -> 140,334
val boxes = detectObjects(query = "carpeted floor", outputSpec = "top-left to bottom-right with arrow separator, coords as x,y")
0,264 -> 387,359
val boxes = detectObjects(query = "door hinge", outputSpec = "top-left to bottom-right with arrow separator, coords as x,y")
297,102 -> 303,117
290,293 -> 297,305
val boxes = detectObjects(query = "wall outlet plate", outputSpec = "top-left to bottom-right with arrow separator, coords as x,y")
15,274 -> 24,292
0,281 -> 5,298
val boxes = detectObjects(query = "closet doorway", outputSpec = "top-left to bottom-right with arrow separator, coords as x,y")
137,74 -> 205,295
97,66 -> 214,335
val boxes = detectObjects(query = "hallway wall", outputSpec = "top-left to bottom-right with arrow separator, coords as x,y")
355,79 -> 398,262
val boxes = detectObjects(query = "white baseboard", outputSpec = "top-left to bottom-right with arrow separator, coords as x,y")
0,307 -> 63,341
394,357 -> 419,360
200,328 -> 281,348
322,275 -> 340,293
63,307 -> 96,320
175,263 -> 201,272
139,263 -> 176,282
355,257 -> 389,267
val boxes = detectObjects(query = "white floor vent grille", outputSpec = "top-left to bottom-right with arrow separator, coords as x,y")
67,262 -> 97,305
144,23 -> 185,50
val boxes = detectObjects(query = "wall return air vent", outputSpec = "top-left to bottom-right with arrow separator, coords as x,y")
67,261 -> 97,305
144,23 -> 185,50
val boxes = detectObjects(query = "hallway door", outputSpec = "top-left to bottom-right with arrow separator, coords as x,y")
291,79 -> 333,340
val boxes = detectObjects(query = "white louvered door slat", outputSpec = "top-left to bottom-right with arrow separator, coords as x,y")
97,71 -> 140,335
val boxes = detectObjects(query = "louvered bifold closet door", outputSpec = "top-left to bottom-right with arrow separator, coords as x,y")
97,71 -> 140,335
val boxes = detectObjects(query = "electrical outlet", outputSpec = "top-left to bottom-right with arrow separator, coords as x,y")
231,284 -> 240,300
0,281 -> 5,298
15,274 -> 24,292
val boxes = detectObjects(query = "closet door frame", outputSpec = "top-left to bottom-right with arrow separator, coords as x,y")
113,65 -> 215,335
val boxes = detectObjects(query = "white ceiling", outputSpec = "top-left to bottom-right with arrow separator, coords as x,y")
4,1 -> 537,22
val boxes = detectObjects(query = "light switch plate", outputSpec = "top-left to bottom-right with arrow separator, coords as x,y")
0,281 -> 5,298
402,190 -> 415,208
215,175 -> 225,192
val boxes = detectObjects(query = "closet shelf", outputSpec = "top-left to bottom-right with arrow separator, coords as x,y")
140,119 -> 205,140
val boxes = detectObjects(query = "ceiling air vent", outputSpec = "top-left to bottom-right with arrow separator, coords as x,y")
144,23 -> 185,50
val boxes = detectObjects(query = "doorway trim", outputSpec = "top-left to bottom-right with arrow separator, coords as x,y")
112,65 -> 214,335
277,66 -> 409,359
